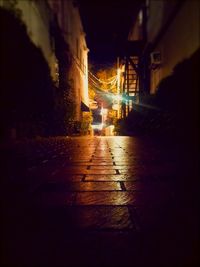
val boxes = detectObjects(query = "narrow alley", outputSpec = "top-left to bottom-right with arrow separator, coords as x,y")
1,136 -> 198,267
0,1 -> 199,266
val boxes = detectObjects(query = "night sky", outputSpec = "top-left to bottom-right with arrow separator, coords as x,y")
78,0 -> 143,67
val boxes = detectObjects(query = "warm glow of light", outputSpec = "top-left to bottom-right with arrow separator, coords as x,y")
112,103 -> 120,110
117,68 -> 121,94
91,124 -> 103,130
100,108 -> 108,115
104,125 -> 115,136
112,95 -> 123,101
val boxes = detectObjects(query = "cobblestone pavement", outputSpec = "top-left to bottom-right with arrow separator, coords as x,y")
1,136 -> 199,267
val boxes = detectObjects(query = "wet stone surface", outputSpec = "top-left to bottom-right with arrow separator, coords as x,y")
1,136 -> 198,267
59,206 -> 135,230
85,174 -> 139,181
36,181 -> 122,192
75,191 -> 137,206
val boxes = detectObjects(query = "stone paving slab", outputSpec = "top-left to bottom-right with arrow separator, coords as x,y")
57,206 -> 135,230
86,169 -> 117,174
50,173 -> 84,182
36,181 -> 122,192
92,157 -> 113,160
60,168 -> 117,175
85,174 -> 141,181
124,181 -> 175,192
90,160 -> 114,163
76,206 -> 134,229
114,160 -> 137,164
74,191 -> 138,205
112,156 -> 134,161
63,162 -> 114,166
118,166 -> 177,176
2,136 -> 198,267
32,192 -> 75,207
89,162 -> 114,166
74,190 -> 172,207
89,165 -> 120,169
66,158 -> 91,162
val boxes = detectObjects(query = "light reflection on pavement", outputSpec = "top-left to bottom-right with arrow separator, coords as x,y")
1,136 -> 198,267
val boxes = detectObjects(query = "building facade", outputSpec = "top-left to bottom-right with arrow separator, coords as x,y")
0,0 -> 58,82
128,0 -> 200,94
0,0 -> 89,137
49,0 -> 89,121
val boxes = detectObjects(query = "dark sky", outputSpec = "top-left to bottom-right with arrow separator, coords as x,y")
78,0 -> 143,66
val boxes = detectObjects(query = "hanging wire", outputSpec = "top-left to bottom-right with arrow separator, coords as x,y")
89,74 -> 118,89
89,73 -> 118,89
89,76 -> 117,92
89,77 -> 110,93
88,71 -> 117,84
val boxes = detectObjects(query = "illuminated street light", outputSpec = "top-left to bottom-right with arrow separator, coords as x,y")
117,68 -> 121,93
91,124 -> 103,130
116,57 -> 123,118
100,107 -> 108,115
112,95 -> 123,101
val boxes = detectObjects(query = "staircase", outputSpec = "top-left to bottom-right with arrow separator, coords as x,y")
122,56 -> 139,117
